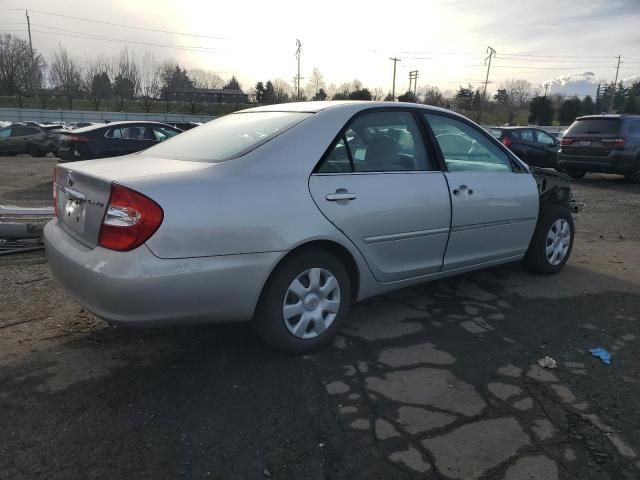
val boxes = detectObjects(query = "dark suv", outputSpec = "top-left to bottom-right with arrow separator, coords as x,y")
558,115 -> 640,182
0,123 -> 59,156
489,127 -> 559,169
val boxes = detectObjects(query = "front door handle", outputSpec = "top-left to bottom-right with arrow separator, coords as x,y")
326,191 -> 357,202
452,185 -> 474,196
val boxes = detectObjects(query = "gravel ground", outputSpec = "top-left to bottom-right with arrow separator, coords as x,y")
0,155 -> 639,479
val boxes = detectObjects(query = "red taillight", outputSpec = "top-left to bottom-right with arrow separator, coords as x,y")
98,184 -> 164,251
502,137 -> 512,148
64,135 -> 90,143
53,166 -> 58,217
560,137 -> 574,146
602,138 -> 625,148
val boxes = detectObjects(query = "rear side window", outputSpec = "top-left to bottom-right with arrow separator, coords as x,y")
519,129 -> 535,142
141,112 -> 311,163
0,128 -> 10,138
567,118 -> 622,135
12,126 -> 39,136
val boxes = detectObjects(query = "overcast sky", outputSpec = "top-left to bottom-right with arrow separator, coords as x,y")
2,0 -> 640,96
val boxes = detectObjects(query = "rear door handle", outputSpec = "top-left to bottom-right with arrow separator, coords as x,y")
326,192 -> 357,201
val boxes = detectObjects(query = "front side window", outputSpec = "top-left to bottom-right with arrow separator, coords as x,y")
519,129 -> 535,142
536,130 -> 556,145
140,112 -> 311,163
152,126 -> 179,142
0,128 -> 11,138
425,114 -> 512,172
317,111 -> 431,173
12,126 -> 38,136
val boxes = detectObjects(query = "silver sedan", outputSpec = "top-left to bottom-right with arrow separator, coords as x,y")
44,101 -> 575,353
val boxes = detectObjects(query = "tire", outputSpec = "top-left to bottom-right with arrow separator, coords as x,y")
624,161 -> 640,184
522,204 -> 574,275
565,168 -> 586,180
70,143 -> 91,161
27,144 -> 44,157
253,250 -> 351,354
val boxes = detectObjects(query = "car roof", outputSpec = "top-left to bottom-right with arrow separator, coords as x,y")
575,114 -> 640,120
238,100 -> 455,116
73,120 -> 174,133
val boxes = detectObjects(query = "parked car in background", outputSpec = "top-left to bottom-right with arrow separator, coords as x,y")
0,123 -> 58,156
57,121 -> 182,162
67,122 -> 104,130
164,121 -> 201,131
558,114 -> 640,182
45,101 -> 576,353
489,127 -> 559,169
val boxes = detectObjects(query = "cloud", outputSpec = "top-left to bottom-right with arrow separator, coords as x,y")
543,72 -> 601,97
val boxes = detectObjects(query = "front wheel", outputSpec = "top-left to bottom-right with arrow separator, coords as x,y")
565,168 -> 586,180
253,250 -> 351,354
522,204 -> 574,275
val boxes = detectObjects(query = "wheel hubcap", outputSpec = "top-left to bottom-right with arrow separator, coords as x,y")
283,268 -> 341,339
545,218 -> 571,266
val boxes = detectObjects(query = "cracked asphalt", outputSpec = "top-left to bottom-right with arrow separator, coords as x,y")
1,157 -> 639,480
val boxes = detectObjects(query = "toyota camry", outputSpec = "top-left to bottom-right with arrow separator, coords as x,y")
44,101 -> 575,353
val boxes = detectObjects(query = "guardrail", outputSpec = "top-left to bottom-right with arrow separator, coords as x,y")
0,107 -> 216,124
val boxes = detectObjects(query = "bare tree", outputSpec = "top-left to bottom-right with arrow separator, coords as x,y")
82,54 -> 111,110
0,34 -> 45,107
49,45 -> 82,110
272,78 -> 292,104
305,67 -> 325,98
157,59 -> 176,113
112,48 -> 140,111
139,52 -> 160,113
371,87 -> 384,101
503,79 -> 532,107
188,69 -> 223,89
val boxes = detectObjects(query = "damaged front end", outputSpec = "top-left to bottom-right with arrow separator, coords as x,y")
531,167 -> 584,214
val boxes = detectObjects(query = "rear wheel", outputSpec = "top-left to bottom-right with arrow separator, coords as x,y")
624,161 -> 640,184
523,204 -> 574,275
27,144 -> 44,157
565,168 -> 586,180
70,144 -> 91,161
253,250 -> 351,354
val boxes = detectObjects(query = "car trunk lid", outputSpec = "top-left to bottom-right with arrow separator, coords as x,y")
55,155 -> 211,248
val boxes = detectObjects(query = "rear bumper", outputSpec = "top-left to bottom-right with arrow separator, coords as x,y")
558,152 -> 635,174
44,219 -> 283,326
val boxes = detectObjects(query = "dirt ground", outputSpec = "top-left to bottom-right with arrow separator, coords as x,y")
1,155 -> 639,479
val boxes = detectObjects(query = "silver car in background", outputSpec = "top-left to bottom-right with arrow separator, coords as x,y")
44,101 -> 575,353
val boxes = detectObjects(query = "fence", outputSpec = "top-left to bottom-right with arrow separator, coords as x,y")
0,107 -> 215,124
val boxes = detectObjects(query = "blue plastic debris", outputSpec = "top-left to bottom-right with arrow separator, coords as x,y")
589,347 -> 611,365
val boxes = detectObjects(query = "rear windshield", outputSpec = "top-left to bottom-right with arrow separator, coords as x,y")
488,128 -> 503,138
140,112 -> 311,163
567,118 -> 622,135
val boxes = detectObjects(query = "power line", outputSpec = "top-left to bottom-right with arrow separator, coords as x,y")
27,9 -> 225,40
25,24 -> 226,53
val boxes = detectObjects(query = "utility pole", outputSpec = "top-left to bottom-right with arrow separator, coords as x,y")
390,57 -> 401,101
478,46 -> 496,124
25,9 -> 33,57
408,70 -> 419,97
543,83 -> 549,97
295,39 -> 302,100
609,55 -> 622,113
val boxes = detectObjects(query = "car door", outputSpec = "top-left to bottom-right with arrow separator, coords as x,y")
533,129 -> 560,168
10,126 -> 36,153
513,128 -> 538,165
309,110 -> 452,283
423,113 -> 539,271
0,127 -> 12,153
